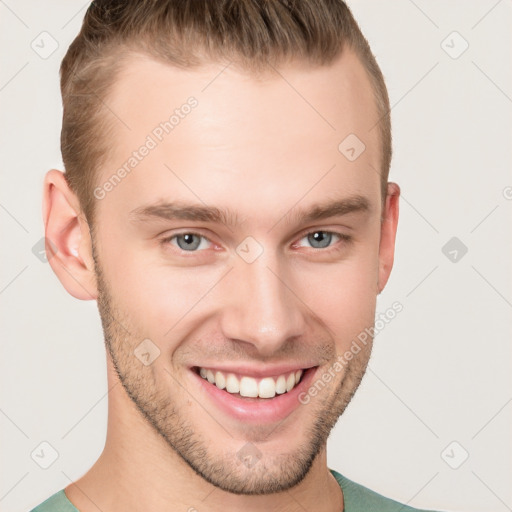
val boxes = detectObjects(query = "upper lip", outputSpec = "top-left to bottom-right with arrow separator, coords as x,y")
192,363 -> 318,379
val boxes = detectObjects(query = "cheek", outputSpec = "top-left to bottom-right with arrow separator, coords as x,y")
102,246 -> 220,335
292,244 -> 379,344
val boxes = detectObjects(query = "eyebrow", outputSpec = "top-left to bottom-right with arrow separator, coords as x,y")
129,194 -> 371,229
280,194 -> 371,228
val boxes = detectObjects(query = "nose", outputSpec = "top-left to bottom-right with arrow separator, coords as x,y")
219,251 -> 307,357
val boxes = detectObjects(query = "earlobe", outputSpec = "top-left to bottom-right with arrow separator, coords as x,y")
43,169 -> 98,300
377,182 -> 400,294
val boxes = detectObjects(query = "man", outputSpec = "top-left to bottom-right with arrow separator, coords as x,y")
31,1 -> 444,511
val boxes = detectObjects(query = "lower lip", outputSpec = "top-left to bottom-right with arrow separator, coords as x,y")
193,367 -> 318,424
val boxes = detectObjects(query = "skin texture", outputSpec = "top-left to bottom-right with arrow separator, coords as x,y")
43,48 -> 399,512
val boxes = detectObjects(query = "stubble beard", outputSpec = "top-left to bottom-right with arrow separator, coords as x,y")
92,245 -> 373,495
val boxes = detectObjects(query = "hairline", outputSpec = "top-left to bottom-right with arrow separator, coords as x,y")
67,46 -> 389,227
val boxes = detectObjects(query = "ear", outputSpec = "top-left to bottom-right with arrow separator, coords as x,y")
42,169 -> 98,300
377,182 -> 400,294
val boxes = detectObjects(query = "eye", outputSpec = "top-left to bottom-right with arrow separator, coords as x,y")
162,232 -> 212,252
160,229 -> 352,255
294,230 -> 351,250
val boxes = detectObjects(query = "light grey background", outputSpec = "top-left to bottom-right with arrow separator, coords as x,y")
1,1 -> 511,511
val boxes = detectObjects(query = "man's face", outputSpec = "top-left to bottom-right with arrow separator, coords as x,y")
90,50 -> 391,494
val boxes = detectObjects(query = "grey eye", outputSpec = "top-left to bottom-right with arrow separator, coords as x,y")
306,231 -> 335,249
174,233 -> 204,251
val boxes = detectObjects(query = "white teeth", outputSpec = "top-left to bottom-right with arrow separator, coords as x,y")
198,367 -> 305,398
226,373 -> 240,393
239,377 -> 259,397
259,377 -> 276,398
275,375 -> 287,394
286,373 -> 295,392
215,371 -> 226,390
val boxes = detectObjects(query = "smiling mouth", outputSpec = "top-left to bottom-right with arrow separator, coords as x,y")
193,366 -> 313,399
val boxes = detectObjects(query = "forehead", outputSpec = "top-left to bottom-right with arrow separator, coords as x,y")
95,50 -> 381,221
108,49 -> 379,147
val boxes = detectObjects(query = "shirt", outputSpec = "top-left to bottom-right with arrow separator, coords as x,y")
29,468 -> 442,511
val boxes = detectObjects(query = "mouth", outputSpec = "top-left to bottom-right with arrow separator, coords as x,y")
191,365 -> 319,423
195,366 -> 305,399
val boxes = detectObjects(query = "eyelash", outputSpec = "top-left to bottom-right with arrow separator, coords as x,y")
160,229 -> 352,254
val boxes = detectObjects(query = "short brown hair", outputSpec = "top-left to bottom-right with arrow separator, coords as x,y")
60,0 -> 391,224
